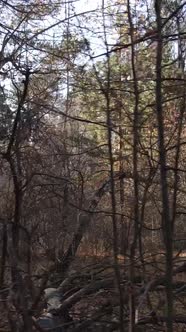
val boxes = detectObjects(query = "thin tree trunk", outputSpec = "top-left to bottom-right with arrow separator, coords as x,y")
127,1 -> 140,330
172,16 -> 186,233
4,69 -> 33,332
116,36 -> 127,257
0,223 -> 7,287
102,1 -> 124,331
155,1 -> 173,331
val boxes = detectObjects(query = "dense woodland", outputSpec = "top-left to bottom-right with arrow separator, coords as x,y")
0,0 -> 186,331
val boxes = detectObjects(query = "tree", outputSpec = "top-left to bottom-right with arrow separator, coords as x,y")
0,1 -> 186,331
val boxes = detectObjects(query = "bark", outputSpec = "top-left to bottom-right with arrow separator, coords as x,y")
4,69 -> 32,331
102,1 -> 124,331
155,1 -> 173,331
127,1 -> 140,330
172,16 -> 186,231
0,223 -> 7,287
7,224 -> 33,332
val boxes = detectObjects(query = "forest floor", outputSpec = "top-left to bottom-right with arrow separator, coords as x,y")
0,250 -> 185,331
